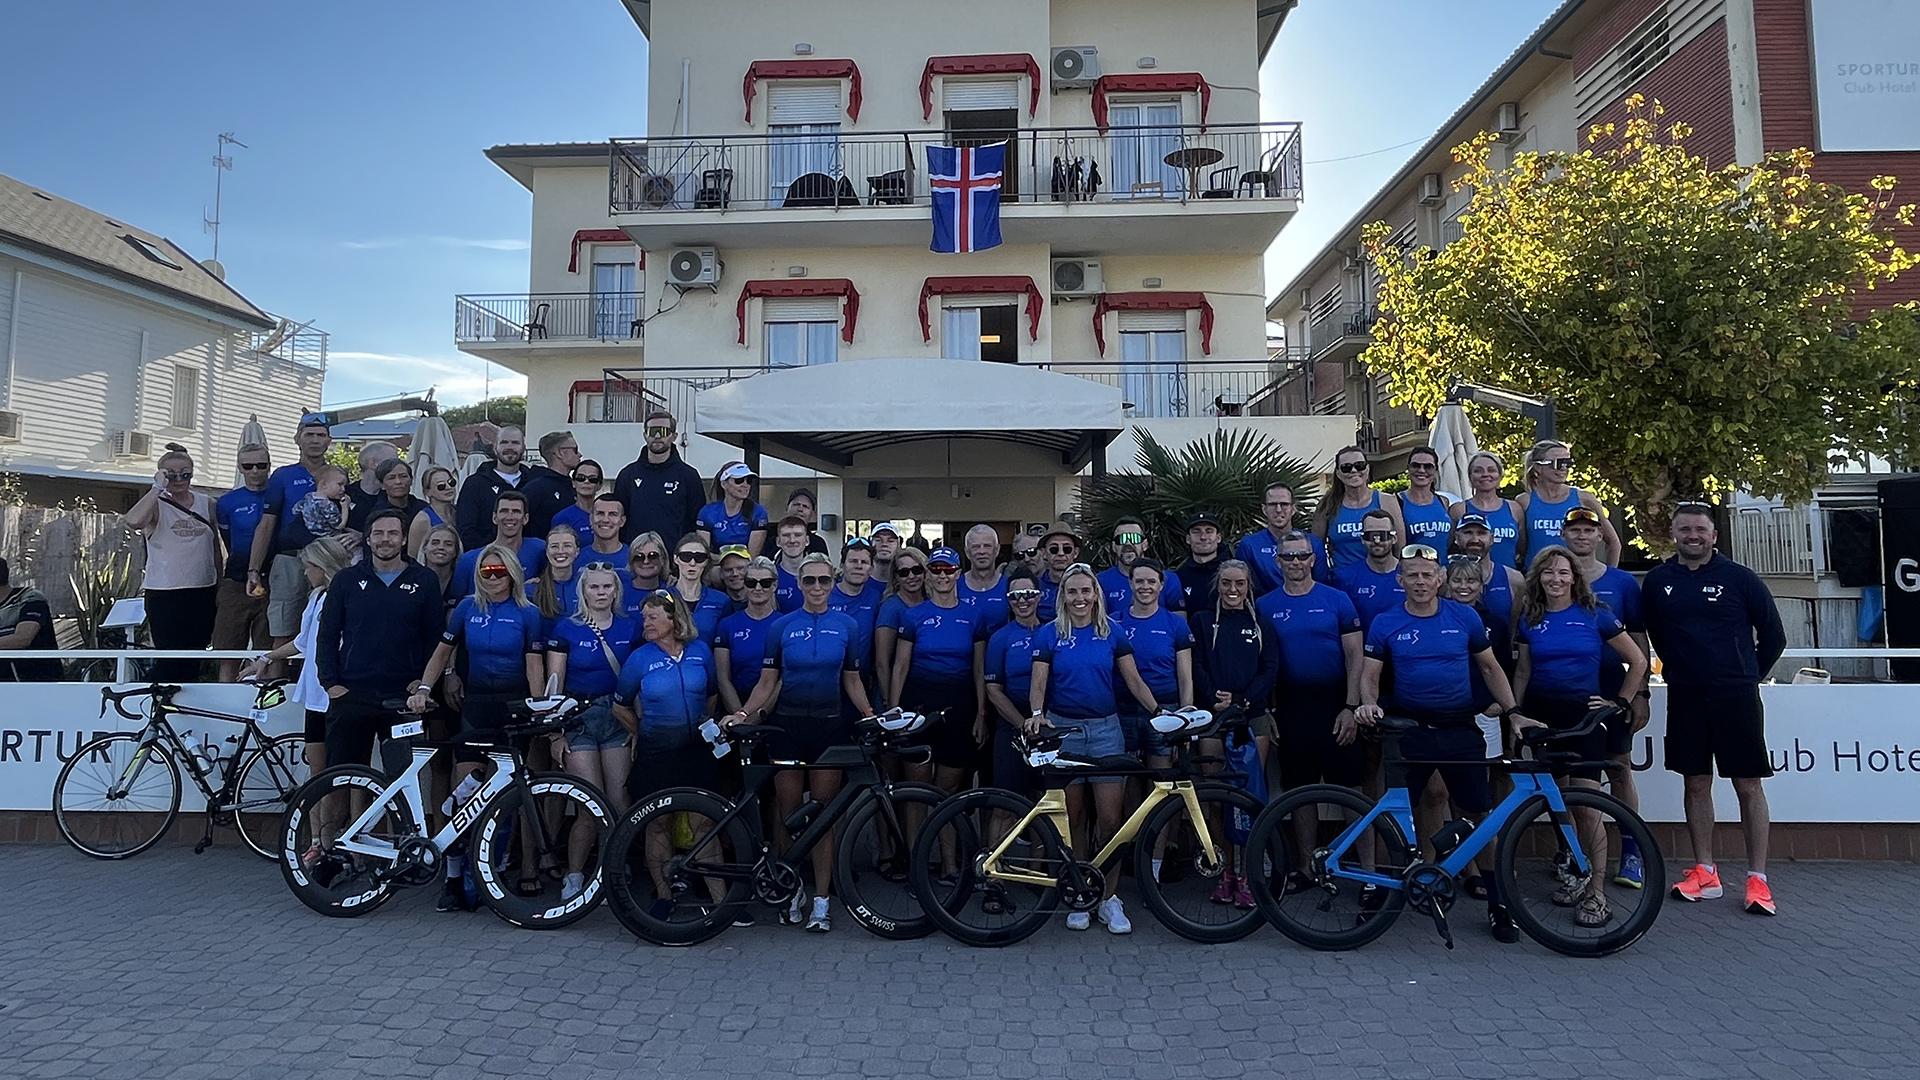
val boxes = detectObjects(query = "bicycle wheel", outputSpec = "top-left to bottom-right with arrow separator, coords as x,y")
912,788 -> 1062,948
834,782 -> 958,940
53,732 -> 182,859
278,766 -> 408,918
1247,784 -> 1413,950
1495,786 -> 1665,957
232,733 -> 310,860
1132,783 -> 1266,944
602,787 -> 755,946
471,773 -> 614,930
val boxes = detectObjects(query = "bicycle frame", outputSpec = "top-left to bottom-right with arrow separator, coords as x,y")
116,700 -> 280,807
1317,768 -> 1586,889
680,744 -> 907,882
332,745 -> 521,863
982,778 -> 1221,889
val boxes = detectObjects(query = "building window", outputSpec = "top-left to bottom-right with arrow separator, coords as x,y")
122,234 -> 182,270
170,365 -> 201,430
1106,101 -> 1184,198
767,83 -> 845,202
592,246 -> 639,338
1117,311 -> 1188,418
941,301 -> 1019,362
763,295 -> 841,367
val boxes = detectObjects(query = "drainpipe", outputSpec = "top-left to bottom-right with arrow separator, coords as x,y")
679,59 -> 691,137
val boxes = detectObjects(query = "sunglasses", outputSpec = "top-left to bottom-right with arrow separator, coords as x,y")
572,472 -> 602,483
432,480 -> 455,490
1536,457 -> 1574,470
1112,532 -> 1144,545
163,470 -> 194,481
676,550 -> 710,563
632,551 -> 662,563
1065,562 -> 1093,576
1337,462 -> 1369,474
1446,553 -> 1482,566
650,589 -> 676,607
478,565 -> 511,579
927,565 -> 958,575
1361,531 -> 1395,542
1675,500 -> 1714,515
895,565 -> 926,579
1013,547 -> 1038,558
646,426 -> 673,438
1046,544 -> 1076,555
1565,511 -> 1601,525
800,574 -> 834,586
844,536 -> 874,550
724,474 -> 752,484
581,561 -> 616,572
1008,588 -> 1042,601
1400,544 -> 1440,560
1277,550 -> 1316,563
239,462 -> 270,471
744,577 -> 776,589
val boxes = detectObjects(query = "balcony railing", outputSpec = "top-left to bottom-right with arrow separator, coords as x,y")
1308,301 -> 1377,358
244,316 -> 328,370
610,122 -> 1302,214
454,293 -> 644,345
587,356 -> 1310,425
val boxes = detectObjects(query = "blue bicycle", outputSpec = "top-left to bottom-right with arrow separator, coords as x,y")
1246,710 -> 1664,957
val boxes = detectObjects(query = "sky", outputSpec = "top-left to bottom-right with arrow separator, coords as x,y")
1,0 -> 1559,407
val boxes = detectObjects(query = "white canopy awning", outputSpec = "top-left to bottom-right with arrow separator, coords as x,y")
694,357 -> 1125,471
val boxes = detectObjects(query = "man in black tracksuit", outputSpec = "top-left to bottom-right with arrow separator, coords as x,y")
316,509 -> 444,775
519,430 -> 581,539
454,426 -> 530,550
613,410 -> 703,544
1176,511 -> 1227,612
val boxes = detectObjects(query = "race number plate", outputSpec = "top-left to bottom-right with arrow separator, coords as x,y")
392,719 -> 426,739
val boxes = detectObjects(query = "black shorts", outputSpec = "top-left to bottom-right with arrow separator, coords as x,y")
628,741 -> 730,802
990,720 -> 1037,797
1524,693 -> 1609,781
767,712 -> 854,766
456,691 -> 518,764
1392,722 -> 1494,814
303,708 -> 327,744
902,677 -> 979,771
1275,682 -> 1366,790
1664,684 -> 1772,779
322,691 -> 410,779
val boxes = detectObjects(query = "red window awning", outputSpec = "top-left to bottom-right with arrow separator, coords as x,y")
1091,73 -> 1212,132
1093,291 -> 1214,356
568,229 -> 640,273
743,59 -> 863,123
736,279 -> 861,345
918,276 -> 1044,343
919,53 -> 1042,121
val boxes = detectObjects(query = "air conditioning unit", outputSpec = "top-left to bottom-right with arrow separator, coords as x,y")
1050,257 -> 1104,297
1494,101 -> 1522,140
0,408 -> 20,443
1418,173 -> 1445,205
111,429 -> 155,459
1050,46 -> 1100,89
665,246 -> 720,290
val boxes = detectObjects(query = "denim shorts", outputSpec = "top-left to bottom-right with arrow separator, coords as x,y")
1052,712 -> 1127,786
1119,711 -> 1171,758
567,696 -> 631,752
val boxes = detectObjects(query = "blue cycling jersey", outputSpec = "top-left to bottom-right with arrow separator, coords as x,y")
827,579 -> 886,669
956,573 -> 1010,632
551,504 -> 593,550
1401,492 -> 1452,548
764,608 -> 861,718
1364,600 -> 1490,721
1327,491 -> 1382,573
1518,603 -> 1625,700
715,607 -> 780,702
697,500 -> 768,549
614,640 -> 715,751
1112,606 -> 1191,707
1097,565 -> 1184,615
443,597 -> 543,694
1033,623 -> 1136,720
1336,561 -> 1407,632
547,614 -> 641,699
1256,582 -> 1360,687
1234,529 -> 1329,594
896,599 -> 988,684
984,620 -> 1043,712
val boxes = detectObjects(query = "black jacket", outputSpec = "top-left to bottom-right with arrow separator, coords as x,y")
1176,556 -> 1224,612
1643,553 -> 1786,689
1189,606 -> 1280,711
519,464 -> 573,538
613,449 -> 704,544
315,561 -> 444,697
453,464 -> 529,550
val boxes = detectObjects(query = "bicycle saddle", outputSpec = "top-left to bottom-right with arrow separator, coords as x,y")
241,676 -> 293,691
1375,714 -> 1419,733
1150,706 -> 1215,735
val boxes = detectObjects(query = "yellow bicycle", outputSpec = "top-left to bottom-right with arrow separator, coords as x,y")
909,707 -> 1264,945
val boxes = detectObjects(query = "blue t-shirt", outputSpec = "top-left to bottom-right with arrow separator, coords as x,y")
1363,599 -> 1491,722
1033,623 -> 1136,720
984,621 -> 1043,714
1336,561 -> 1407,632
1524,487 -> 1584,564
546,614 -> 641,699
451,538 -> 548,598
1327,490 -> 1382,573
442,597 -> 544,695
552,504 -> 593,550
716,607 -> 780,703
1401,492 -> 1452,549
876,593 -> 915,636
261,463 -> 319,555
1113,607 -> 1192,709
957,573 -> 1010,632
1518,603 -> 1625,700
774,563 -> 803,613
614,640 -> 715,751
1097,565 -> 1184,615
215,487 -> 267,582
827,579 -> 886,670
673,586 -> 733,644
764,608 -> 861,718
1587,566 -> 1642,697
697,500 -> 769,549
1482,566 -> 1516,636
1234,530 -> 1328,594
896,599 -> 988,685
1256,582 -> 1361,687
531,571 -> 581,632
1035,571 -> 1063,623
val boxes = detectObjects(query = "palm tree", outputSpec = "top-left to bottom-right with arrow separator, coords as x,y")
1077,428 -> 1325,566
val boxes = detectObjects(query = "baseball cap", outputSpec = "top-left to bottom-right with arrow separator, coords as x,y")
872,521 -> 901,538
1563,506 -> 1602,526
717,544 -> 751,562
927,546 -> 961,568
297,411 -> 331,433
1186,511 -> 1222,531
719,461 -> 756,482
1455,512 -> 1491,531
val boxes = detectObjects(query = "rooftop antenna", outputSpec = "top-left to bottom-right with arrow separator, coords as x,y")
204,132 -> 248,261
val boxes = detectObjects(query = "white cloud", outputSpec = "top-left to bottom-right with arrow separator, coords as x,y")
323,350 -> 527,408
340,236 -> 529,252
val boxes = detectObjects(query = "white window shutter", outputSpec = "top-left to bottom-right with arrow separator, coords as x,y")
1117,310 -> 1186,332
762,296 -> 841,321
767,83 -> 843,125
942,79 -> 1019,112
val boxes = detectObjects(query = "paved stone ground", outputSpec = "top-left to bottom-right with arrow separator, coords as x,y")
1,845 -> 1916,1079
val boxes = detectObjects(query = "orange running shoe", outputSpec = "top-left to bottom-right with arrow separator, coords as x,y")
1670,864 -> 1723,902
1744,875 -> 1776,916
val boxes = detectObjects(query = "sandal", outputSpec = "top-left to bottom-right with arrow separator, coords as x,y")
1575,893 -> 1612,928
512,876 -> 543,898
1551,875 -> 1589,907
1462,875 -> 1489,902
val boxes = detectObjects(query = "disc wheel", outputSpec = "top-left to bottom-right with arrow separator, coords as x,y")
1247,784 -> 1413,951
912,788 -> 1064,948
1132,783 -> 1266,943
834,782 -> 961,940
53,733 -> 182,859
278,766 -> 407,918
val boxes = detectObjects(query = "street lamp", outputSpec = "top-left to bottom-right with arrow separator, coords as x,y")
1446,382 -> 1556,440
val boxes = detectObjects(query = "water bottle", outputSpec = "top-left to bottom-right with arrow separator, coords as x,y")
1432,818 -> 1475,860
443,773 -> 483,817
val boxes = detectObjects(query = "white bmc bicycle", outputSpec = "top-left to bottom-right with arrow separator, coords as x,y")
278,694 -> 612,929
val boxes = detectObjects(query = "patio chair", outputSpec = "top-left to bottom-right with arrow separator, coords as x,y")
867,169 -> 910,205
524,302 -> 549,341
694,168 -> 733,209
1199,164 -> 1238,199
1238,142 -> 1288,198
785,172 -> 857,207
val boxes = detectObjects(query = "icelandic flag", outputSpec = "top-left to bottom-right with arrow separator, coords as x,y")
928,141 -> 1004,253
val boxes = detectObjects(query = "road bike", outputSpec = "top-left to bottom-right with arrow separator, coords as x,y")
1246,709 -> 1664,957
601,710 -> 954,945
278,694 -> 612,930
910,706 -> 1266,947
54,681 -> 308,860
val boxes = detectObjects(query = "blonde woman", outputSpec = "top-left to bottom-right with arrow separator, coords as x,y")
240,536 -> 354,777
408,465 -> 460,555
621,531 -> 668,616
533,525 -> 583,626
1451,451 -> 1523,570
545,563 -> 640,901
1516,440 -> 1619,567
872,545 -> 929,709
126,445 -> 222,681
1024,563 -> 1159,934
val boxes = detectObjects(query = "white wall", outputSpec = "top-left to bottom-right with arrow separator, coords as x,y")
528,165 -> 634,297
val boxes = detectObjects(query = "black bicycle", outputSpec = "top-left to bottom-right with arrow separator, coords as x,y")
54,681 -> 309,860
601,711 -> 955,945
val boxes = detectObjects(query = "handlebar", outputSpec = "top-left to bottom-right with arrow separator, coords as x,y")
99,683 -> 179,720
1518,702 -> 1625,751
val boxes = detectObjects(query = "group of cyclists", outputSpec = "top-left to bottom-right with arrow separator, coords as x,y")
226,409 -> 1787,938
